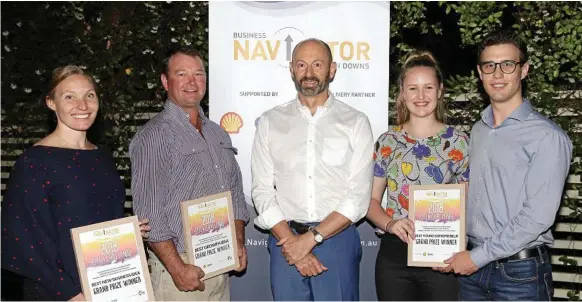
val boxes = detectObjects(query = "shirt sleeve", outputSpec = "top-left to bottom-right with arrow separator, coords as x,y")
453,132 -> 470,183
224,133 -> 250,223
129,126 -> 173,242
470,130 -> 573,267
333,114 -> 374,223
373,132 -> 389,179
1,157 -> 81,300
251,114 -> 287,230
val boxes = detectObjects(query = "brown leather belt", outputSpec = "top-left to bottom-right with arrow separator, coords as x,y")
467,242 -> 548,263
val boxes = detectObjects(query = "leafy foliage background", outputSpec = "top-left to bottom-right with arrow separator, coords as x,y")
390,2 -> 581,299
1,1 -> 580,299
2,1 -> 209,177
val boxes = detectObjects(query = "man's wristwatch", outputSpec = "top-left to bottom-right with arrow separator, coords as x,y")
308,226 -> 324,245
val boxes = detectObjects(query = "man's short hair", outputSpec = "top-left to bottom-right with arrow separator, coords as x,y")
291,38 -> 333,64
478,30 -> 528,63
162,47 -> 204,75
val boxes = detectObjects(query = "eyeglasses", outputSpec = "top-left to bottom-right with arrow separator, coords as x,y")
479,60 -> 522,74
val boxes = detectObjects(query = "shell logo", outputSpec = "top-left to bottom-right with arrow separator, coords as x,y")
220,112 -> 244,134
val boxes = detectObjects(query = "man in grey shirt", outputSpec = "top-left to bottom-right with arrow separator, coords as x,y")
130,47 -> 250,301
442,30 -> 572,300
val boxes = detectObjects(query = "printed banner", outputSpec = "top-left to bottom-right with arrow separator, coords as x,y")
209,1 -> 390,300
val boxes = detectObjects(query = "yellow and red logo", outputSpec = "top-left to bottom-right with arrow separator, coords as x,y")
220,112 -> 243,134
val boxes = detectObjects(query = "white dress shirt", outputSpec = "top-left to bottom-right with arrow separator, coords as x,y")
251,94 -> 374,230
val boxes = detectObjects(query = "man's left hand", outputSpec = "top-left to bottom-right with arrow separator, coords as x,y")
443,251 -> 479,275
234,241 -> 247,272
277,233 -> 316,265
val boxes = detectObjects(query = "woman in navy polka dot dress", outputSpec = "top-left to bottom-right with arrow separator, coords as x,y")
1,66 -> 150,301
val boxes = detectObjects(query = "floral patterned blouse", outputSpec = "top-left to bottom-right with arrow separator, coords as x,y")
373,125 -> 470,220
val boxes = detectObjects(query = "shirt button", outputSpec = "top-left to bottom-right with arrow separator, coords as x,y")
309,176 -> 312,179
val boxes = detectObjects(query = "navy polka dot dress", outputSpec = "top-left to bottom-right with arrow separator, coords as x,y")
1,146 -> 125,300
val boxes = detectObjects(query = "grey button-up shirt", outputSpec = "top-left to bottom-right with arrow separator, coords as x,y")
130,100 -> 250,253
467,99 -> 572,268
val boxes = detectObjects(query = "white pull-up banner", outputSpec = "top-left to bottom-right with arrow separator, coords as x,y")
209,2 -> 390,300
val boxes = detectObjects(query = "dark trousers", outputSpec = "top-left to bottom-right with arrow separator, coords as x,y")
1,269 -> 23,301
1,269 -> 55,301
375,234 -> 459,301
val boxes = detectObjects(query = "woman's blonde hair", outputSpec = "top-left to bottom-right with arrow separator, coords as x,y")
46,65 -> 96,100
396,50 -> 446,125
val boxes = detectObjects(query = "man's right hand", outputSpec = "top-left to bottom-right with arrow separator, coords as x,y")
294,253 -> 328,277
171,264 -> 206,292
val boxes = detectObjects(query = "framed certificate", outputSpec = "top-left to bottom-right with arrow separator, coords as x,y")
407,184 -> 466,267
70,216 -> 154,302
180,191 -> 240,280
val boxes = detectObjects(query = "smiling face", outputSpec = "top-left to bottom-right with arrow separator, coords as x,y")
290,40 -> 336,97
401,66 -> 443,120
161,52 -> 207,110
477,43 -> 529,105
46,74 -> 99,132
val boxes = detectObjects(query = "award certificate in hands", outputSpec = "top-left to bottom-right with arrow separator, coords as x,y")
408,184 -> 466,267
181,191 -> 239,280
70,216 -> 154,302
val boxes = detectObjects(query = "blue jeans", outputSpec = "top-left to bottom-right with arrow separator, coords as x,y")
268,224 -> 362,301
458,249 -> 554,301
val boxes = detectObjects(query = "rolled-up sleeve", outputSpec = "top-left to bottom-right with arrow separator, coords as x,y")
251,114 -> 287,230
470,130 -> 573,267
334,114 -> 374,223
130,126 -> 173,242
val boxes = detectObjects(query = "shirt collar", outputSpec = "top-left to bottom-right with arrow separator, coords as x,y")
294,92 -> 336,110
480,105 -> 495,128
164,99 -> 207,124
509,98 -> 533,122
480,98 -> 533,128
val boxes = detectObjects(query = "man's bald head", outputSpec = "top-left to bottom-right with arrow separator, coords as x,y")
291,38 -> 333,65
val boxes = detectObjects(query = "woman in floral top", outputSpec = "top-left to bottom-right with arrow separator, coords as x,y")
366,51 -> 470,301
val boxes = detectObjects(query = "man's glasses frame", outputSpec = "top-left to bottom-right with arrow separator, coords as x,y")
478,60 -> 523,74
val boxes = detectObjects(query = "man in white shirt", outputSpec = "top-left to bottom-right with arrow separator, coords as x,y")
251,38 -> 374,301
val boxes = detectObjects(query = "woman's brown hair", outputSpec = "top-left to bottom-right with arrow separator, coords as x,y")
396,51 -> 445,125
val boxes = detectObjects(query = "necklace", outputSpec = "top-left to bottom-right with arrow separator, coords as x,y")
54,132 -> 93,150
